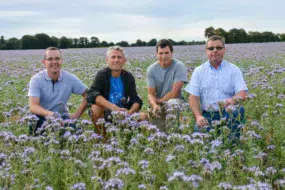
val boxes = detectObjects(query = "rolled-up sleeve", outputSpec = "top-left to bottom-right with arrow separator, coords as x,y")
185,68 -> 200,96
233,67 -> 248,94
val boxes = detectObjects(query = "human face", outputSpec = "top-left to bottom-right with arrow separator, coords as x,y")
106,50 -> 126,72
156,46 -> 173,68
43,50 -> 62,76
206,40 -> 226,66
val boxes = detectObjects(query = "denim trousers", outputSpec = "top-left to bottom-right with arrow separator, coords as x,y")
194,106 -> 245,138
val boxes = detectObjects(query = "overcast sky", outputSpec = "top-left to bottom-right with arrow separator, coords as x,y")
1,0 -> 284,43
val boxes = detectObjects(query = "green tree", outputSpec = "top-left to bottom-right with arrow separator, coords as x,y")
0,36 -> 4,49
248,31 -> 262,42
280,34 -> 285,41
50,36 -> 59,47
205,26 -> 215,38
34,33 -> 52,49
261,31 -> 275,42
20,35 -> 37,49
59,36 -> 71,49
116,41 -> 129,47
90,36 -> 100,47
214,28 -> 228,42
100,41 -> 109,47
147,38 -> 157,46
4,37 -> 20,49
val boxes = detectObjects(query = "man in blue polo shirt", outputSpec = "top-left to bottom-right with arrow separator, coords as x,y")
185,35 -> 248,139
28,47 -> 88,135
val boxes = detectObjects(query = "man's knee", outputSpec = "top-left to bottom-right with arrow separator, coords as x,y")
91,104 -> 104,118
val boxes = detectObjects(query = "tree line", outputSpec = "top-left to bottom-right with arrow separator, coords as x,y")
205,26 -> 285,43
0,34 -> 205,50
1,27 -> 285,50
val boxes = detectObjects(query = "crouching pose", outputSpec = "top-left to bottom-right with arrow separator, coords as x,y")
86,46 -> 147,137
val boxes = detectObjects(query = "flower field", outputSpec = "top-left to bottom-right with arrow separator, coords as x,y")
0,43 -> 285,189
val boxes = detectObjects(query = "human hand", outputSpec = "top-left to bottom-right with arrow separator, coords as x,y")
224,98 -> 235,107
196,115 -> 209,127
69,113 -> 79,120
150,104 -> 161,118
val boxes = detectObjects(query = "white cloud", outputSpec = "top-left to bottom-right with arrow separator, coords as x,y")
0,11 -> 39,17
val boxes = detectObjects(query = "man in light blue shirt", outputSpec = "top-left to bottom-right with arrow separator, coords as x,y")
185,35 -> 248,139
28,47 -> 88,135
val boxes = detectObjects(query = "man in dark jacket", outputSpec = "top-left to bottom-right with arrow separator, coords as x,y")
86,46 -> 146,136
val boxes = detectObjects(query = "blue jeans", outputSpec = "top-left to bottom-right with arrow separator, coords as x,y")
29,114 -> 73,136
194,106 -> 245,138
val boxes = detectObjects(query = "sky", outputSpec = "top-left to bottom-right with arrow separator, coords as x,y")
1,0 -> 284,43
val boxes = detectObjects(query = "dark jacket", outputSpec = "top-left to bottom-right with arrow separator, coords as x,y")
86,67 -> 143,110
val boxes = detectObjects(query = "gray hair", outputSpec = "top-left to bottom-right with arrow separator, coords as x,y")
106,45 -> 126,58
206,35 -> 225,47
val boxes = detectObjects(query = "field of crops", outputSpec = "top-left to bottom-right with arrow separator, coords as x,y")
0,43 -> 285,189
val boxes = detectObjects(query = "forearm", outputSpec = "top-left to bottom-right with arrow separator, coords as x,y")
233,90 -> 247,101
148,94 -> 158,107
73,98 -> 88,118
95,95 -> 119,111
189,95 -> 202,119
30,105 -> 54,117
129,103 -> 140,114
159,91 -> 179,102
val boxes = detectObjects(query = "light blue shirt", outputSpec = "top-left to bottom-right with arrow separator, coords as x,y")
28,69 -> 87,115
109,76 -> 124,107
185,60 -> 248,111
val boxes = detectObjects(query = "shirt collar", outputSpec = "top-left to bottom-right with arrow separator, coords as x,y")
44,69 -> 63,81
207,60 -> 225,70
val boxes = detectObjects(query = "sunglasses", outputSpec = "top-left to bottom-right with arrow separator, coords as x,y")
206,46 -> 224,51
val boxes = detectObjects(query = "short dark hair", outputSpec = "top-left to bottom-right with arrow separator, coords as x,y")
156,39 -> 173,53
44,47 -> 62,59
206,35 -> 225,47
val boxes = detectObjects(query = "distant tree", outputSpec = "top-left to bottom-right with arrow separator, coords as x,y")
72,38 -> 79,48
4,37 -> 20,49
59,36 -> 71,49
34,33 -> 52,49
228,28 -> 239,43
205,26 -> 215,38
0,36 -> 4,49
177,40 -> 188,45
237,29 -> 248,43
167,39 -> 176,45
78,37 -> 88,48
109,42 -> 115,46
20,35 -> 37,49
248,31 -> 262,42
100,41 -> 109,47
261,31 -> 275,42
147,38 -> 157,46
90,36 -> 100,47
214,28 -> 228,42
280,34 -> 285,41
50,36 -> 59,47
116,41 -> 129,47
136,39 -> 144,46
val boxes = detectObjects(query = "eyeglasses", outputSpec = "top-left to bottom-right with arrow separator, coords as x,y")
206,46 -> 224,51
45,57 -> 61,61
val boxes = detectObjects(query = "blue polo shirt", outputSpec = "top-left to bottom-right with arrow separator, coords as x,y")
185,60 -> 248,111
28,69 -> 87,115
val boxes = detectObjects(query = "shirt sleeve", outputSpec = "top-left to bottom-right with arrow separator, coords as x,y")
146,66 -> 156,87
233,67 -> 248,94
71,74 -> 87,95
28,77 -> 41,97
174,62 -> 188,83
185,68 -> 200,96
